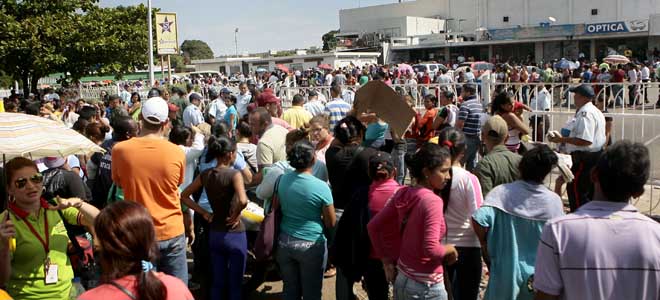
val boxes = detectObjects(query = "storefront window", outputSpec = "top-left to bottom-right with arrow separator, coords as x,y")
594,37 -> 648,62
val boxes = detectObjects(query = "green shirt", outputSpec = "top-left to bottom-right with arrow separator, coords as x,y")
171,96 -> 189,121
359,75 -> 369,86
475,145 -> 521,196
2,206 -> 81,300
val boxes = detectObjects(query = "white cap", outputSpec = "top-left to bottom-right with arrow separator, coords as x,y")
141,97 -> 169,125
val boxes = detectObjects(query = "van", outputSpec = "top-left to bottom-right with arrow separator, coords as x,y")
413,63 -> 448,78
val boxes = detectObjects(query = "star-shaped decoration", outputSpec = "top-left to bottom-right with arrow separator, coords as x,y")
159,16 -> 174,33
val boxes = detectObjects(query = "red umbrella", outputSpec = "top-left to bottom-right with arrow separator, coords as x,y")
275,64 -> 290,73
318,64 -> 333,70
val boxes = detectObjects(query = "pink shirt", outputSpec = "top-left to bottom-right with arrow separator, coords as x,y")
368,179 -> 401,258
272,117 -> 292,131
368,186 -> 447,283
79,273 -> 194,300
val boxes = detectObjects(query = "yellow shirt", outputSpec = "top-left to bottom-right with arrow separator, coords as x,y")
2,203 -> 81,300
0,101 -> 4,112
282,106 -> 313,130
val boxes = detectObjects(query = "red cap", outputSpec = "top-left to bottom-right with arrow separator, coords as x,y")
263,94 -> 280,105
513,101 -> 525,111
168,103 -> 179,112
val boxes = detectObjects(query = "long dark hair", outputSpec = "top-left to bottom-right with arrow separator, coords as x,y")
94,201 -> 166,300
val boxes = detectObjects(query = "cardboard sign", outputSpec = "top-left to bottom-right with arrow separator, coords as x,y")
354,81 -> 416,137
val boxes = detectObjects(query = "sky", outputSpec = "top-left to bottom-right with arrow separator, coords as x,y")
100,0 -> 396,56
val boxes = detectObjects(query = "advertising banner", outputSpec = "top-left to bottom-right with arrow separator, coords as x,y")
155,12 -> 179,55
584,20 -> 649,34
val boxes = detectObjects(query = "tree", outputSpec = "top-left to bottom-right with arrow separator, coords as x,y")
0,1 -> 151,94
322,30 -> 339,51
169,54 -> 185,71
180,40 -> 214,62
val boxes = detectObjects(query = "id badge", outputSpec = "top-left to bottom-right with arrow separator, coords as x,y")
45,264 -> 58,285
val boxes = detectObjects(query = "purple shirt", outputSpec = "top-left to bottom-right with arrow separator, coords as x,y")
534,201 -> 660,300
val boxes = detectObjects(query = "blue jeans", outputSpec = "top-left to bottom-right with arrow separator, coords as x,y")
464,135 -> 481,172
157,234 -> 189,285
210,231 -> 248,300
394,273 -> 448,300
391,141 -> 407,185
276,233 -> 327,300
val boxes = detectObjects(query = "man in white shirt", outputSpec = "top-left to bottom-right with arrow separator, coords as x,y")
436,69 -> 454,85
183,93 -> 205,127
324,71 -> 334,86
120,84 -> 132,107
627,65 -> 639,106
548,84 -> 605,212
529,85 -> 552,142
641,63 -> 651,103
206,89 -> 227,126
464,68 -> 476,82
235,83 -> 252,118
268,72 -> 279,85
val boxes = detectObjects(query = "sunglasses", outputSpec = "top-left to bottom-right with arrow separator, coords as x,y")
14,173 -> 44,189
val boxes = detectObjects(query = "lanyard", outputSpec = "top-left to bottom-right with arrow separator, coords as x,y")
16,209 -> 50,255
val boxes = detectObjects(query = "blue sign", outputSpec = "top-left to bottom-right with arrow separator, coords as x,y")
585,22 -> 628,34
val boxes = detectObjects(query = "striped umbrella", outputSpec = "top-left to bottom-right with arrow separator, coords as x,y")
603,54 -> 630,65
0,112 -> 104,161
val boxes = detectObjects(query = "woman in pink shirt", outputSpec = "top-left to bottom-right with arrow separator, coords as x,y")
79,201 -> 193,300
364,152 -> 401,300
368,143 -> 458,300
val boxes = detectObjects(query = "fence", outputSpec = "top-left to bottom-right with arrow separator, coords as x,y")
279,82 -> 660,216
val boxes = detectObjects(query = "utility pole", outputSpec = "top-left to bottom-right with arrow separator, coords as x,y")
147,0 -> 155,87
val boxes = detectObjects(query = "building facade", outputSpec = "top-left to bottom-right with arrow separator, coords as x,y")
339,0 -> 660,64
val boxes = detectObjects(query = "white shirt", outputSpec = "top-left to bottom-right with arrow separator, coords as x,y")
268,75 -> 279,84
183,104 -> 205,127
179,133 -> 205,189
531,88 -> 551,112
342,90 -> 355,106
628,69 -> 638,83
436,74 -> 453,84
465,72 -> 476,82
567,102 -> 606,153
236,93 -> 252,117
325,74 -> 333,86
207,98 -> 227,121
443,167 -> 483,247
641,66 -> 650,80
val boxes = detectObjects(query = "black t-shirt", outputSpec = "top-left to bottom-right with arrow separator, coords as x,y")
90,139 -> 117,208
42,167 -> 91,201
325,144 -> 377,209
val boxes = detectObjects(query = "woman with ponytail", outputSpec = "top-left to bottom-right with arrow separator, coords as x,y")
79,201 -> 193,300
436,127 -> 484,300
181,135 -> 249,300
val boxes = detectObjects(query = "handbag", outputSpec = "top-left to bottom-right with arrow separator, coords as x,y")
56,209 -> 100,289
254,177 -> 282,262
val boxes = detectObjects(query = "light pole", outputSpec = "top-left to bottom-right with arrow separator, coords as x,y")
147,0 -> 155,87
234,28 -> 239,57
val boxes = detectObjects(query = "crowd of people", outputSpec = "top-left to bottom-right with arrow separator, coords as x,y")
0,63 -> 659,300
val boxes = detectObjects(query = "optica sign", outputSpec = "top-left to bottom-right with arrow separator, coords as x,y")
585,20 -> 648,34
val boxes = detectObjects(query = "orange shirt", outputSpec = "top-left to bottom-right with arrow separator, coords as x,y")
417,108 -> 438,143
112,137 -> 185,241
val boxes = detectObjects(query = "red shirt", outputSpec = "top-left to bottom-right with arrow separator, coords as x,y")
613,69 -> 625,82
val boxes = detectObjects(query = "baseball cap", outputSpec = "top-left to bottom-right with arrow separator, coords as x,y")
168,103 -> 179,112
141,97 -> 169,124
569,84 -> 595,98
220,88 -> 231,94
482,115 -> 508,142
369,151 -> 395,177
189,92 -> 203,102
308,90 -> 318,97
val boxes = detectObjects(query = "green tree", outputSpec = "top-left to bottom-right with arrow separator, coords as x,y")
0,0 -> 97,95
180,40 -> 214,62
322,30 -> 339,51
169,54 -> 186,71
0,1 -> 152,93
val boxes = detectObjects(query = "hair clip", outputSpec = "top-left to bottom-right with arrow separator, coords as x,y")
141,260 -> 154,273
443,140 -> 453,148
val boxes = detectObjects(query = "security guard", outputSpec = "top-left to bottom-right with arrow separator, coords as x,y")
549,84 -> 606,211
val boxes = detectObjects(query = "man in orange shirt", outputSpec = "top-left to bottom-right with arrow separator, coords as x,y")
111,97 -> 188,284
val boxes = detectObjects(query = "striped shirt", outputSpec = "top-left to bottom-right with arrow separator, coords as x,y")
304,100 -> 325,117
534,201 -> 660,300
324,98 -> 351,129
458,96 -> 483,137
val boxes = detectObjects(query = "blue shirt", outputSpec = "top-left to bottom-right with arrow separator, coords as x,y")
472,206 -> 547,300
324,98 -> 351,129
224,105 -> 239,130
364,121 -> 388,145
458,96 -> 483,137
198,149 -> 247,212
277,172 -> 333,242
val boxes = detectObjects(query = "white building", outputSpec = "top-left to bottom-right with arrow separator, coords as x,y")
339,0 -> 660,63
192,52 -> 381,75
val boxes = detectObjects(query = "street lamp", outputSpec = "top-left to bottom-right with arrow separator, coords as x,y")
234,28 -> 239,57
147,0 -> 155,87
